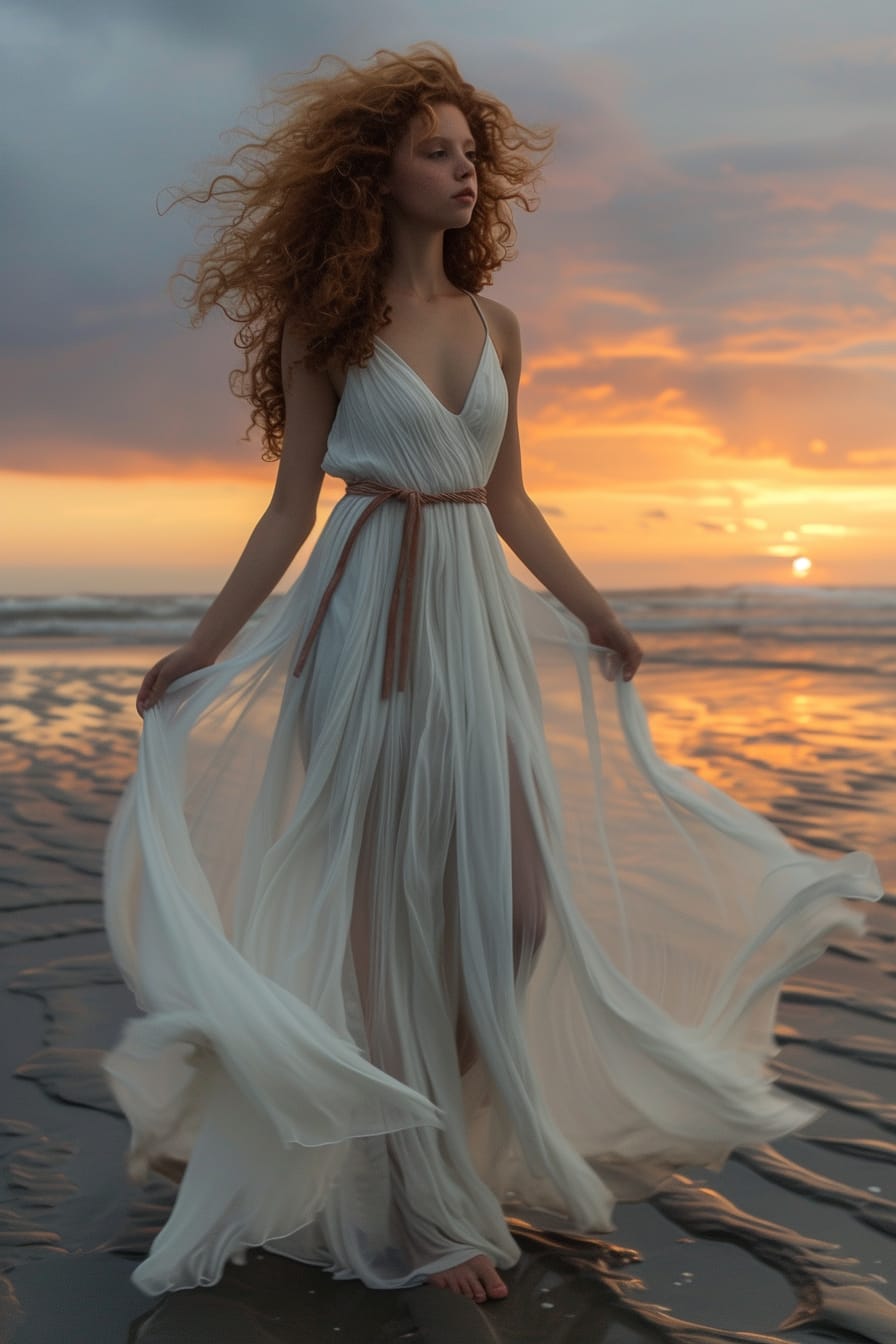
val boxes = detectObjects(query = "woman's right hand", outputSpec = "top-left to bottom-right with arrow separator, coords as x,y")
136,641 -> 216,718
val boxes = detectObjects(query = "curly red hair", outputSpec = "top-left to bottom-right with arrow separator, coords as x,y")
164,43 -> 554,460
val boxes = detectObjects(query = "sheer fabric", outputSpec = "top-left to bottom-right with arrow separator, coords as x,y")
102,292 -> 883,1294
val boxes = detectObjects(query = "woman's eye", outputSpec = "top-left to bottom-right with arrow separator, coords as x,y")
426,149 -> 477,161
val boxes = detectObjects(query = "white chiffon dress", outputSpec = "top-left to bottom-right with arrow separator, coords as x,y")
101,290 -> 884,1296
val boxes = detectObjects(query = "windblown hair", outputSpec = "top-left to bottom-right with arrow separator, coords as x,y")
163,43 -> 554,460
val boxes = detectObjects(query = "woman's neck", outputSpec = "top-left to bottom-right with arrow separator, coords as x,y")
383,223 -> 451,300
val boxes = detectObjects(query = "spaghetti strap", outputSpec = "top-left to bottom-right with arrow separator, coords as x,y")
465,289 -> 489,340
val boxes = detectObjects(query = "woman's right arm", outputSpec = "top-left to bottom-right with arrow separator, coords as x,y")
136,321 -> 338,716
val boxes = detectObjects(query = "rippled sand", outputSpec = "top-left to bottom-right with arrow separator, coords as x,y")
1,644 -> 894,1343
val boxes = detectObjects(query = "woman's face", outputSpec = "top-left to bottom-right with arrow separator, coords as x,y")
381,101 -> 478,229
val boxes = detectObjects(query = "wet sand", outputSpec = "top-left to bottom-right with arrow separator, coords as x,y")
1,642 -> 895,1343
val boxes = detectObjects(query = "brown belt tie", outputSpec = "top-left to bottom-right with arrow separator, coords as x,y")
292,478 -> 489,699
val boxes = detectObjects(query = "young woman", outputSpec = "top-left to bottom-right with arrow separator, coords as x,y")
102,43 -> 882,1307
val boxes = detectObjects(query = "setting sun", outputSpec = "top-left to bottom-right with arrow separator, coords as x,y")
792,555 -> 813,577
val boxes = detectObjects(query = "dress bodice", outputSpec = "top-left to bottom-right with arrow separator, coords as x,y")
320,293 -> 509,493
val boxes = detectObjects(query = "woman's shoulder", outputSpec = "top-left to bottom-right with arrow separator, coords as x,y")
475,292 -> 519,328
475,293 -> 521,364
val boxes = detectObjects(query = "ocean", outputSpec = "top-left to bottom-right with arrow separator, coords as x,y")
2,583 -> 895,678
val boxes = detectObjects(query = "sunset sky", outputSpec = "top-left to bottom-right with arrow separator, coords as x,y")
3,0 -> 896,594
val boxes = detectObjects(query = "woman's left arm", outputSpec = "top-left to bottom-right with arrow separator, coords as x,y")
484,302 -> 643,680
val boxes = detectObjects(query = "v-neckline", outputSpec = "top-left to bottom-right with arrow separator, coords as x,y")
372,294 -> 492,419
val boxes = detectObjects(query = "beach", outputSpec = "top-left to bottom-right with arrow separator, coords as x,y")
1,585 -> 895,1343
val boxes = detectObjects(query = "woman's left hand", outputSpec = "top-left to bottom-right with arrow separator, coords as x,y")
584,614 -> 644,682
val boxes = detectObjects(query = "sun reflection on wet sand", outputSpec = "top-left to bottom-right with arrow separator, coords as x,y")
633,661 -> 896,880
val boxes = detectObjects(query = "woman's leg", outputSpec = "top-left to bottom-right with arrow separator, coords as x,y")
454,740 -> 548,1074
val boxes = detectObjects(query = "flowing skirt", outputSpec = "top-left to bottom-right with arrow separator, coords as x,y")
102,507 -> 883,1294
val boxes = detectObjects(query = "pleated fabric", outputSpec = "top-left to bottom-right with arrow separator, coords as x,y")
102,292 -> 883,1295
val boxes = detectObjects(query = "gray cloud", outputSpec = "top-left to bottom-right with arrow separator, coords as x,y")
794,34 -> 896,106
3,0 -> 896,475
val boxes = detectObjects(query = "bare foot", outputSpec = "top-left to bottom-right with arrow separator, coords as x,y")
428,1252 -> 508,1303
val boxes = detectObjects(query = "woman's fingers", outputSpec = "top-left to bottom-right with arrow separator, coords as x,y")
136,662 -> 164,717
587,617 -> 643,681
597,631 -> 643,682
622,641 -> 643,681
134,645 -> 210,718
